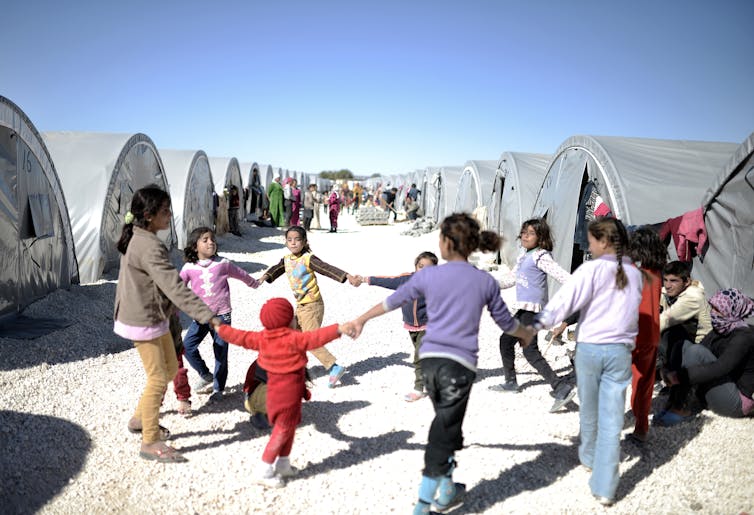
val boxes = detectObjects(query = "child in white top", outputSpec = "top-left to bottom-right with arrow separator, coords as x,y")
535,217 -> 642,506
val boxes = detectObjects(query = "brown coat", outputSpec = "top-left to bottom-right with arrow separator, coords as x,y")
114,227 -> 214,327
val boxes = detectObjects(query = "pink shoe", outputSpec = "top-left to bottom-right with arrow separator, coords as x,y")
404,391 -> 427,402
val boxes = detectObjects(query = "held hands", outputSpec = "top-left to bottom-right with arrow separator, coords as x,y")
346,274 -> 363,287
339,321 -> 357,338
210,317 -> 224,330
516,325 -> 538,348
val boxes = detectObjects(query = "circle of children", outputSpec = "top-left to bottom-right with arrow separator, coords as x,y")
114,185 -> 753,511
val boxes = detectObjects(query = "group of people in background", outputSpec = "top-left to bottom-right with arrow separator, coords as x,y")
114,185 -> 752,510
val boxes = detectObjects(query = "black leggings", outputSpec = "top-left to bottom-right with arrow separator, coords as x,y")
499,310 -> 570,391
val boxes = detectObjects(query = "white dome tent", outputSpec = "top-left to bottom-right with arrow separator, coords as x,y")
488,152 -> 551,266
0,96 -> 78,317
532,135 -> 737,294
208,157 -> 245,226
429,166 -> 463,222
692,131 -> 754,298
455,160 -> 497,226
160,149 -> 214,249
42,131 -> 173,284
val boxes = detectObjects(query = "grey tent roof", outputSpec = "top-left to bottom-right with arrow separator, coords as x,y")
693,131 -> 754,298
455,160 -> 498,222
0,96 -> 78,316
533,135 -> 737,292
489,152 -> 551,266
429,166 -> 463,222
42,131 -> 172,284
160,149 -> 214,249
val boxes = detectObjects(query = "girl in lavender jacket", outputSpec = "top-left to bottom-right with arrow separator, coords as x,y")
349,213 -> 536,515
534,217 -> 642,506
180,226 -> 260,399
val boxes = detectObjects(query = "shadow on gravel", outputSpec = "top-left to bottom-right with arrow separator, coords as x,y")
308,352 -> 412,387
459,441 -> 580,513
0,411 -> 90,515
0,281 -> 132,371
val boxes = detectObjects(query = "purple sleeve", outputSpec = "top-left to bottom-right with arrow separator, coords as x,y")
486,279 -> 518,333
227,260 -> 259,288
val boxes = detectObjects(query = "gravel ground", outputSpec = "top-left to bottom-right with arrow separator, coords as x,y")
1,211 -> 752,515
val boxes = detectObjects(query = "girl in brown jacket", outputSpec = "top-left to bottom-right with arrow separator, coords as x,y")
113,185 -> 220,463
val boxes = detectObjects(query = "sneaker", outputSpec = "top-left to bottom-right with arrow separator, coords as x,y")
488,380 -> 519,392
328,364 -> 346,388
193,374 -> 214,394
177,400 -> 192,417
593,494 -> 614,506
404,391 -> 427,402
254,464 -> 284,488
431,482 -> 466,513
274,458 -> 298,478
549,385 -> 576,413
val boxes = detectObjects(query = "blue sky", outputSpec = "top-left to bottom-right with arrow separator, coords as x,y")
2,0 -> 752,177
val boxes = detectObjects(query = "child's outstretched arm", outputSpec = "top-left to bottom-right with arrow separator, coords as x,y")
308,255 -> 356,285
361,273 -> 413,291
215,322 -> 263,351
227,260 -> 262,288
260,259 -> 285,284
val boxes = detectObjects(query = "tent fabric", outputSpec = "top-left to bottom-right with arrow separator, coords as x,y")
0,96 -> 78,317
693,131 -> 754,298
455,160 -> 497,225
160,149 -> 214,249
429,166 -> 463,222
42,131 -> 171,284
533,135 -> 737,294
488,153 -> 551,266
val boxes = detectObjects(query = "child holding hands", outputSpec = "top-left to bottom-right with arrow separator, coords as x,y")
214,298 -> 352,487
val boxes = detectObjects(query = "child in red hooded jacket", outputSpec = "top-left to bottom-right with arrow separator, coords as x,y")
214,298 -> 351,487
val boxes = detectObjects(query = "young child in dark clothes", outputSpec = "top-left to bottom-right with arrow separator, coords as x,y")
355,251 -> 439,401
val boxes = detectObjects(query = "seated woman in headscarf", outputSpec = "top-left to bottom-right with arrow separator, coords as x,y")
664,288 -> 754,418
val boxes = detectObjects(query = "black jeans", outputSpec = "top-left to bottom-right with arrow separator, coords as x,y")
661,325 -> 693,409
421,358 -> 475,477
499,310 -> 570,392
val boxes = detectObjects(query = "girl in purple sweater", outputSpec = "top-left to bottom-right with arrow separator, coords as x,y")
180,226 -> 260,400
349,213 -> 536,515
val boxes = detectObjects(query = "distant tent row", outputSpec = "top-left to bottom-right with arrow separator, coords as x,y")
376,133 -> 751,298
0,96 -> 323,318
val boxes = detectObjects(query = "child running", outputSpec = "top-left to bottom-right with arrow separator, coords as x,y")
354,251 -> 439,402
179,226 -> 260,401
626,226 -> 667,443
113,185 -> 220,463
213,297 -> 351,487
260,225 -> 358,387
348,213 -> 536,514
534,217 -> 642,506
489,217 -> 576,413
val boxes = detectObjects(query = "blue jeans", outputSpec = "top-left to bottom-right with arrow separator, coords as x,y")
575,342 -> 632,500
183,313 -> 231,392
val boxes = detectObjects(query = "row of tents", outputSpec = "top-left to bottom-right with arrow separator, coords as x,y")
0,95 -> 335,318
364,135 -> 753,301
1,94 -> 752,319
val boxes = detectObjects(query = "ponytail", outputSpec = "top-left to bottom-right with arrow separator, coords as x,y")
587,216 -> 630,290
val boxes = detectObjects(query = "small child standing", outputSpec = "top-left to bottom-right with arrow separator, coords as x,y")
626,226 -> 667,443
534,217 -> 642,506
349,213 -> 536,514
490,218 -> 575,413
355,251 -> 439,402
260,225 -> 358,387
214,297 -> 350,487
180,226 -> 260,401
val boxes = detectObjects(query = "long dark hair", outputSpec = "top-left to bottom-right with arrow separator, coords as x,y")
441,212 -> 501,259
588,217 -> 630,289
116,185 -> 171,254
519,217 -> 554,251
628,226 -> 667,271
285,226 -> 311,255
184,226 -> 216,263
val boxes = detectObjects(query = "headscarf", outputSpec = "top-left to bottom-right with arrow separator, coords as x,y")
708,288 -> 754,335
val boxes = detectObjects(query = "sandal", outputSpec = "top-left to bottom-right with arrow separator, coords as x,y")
139,443 -> 187,463
404,391 -> 427,402
128,420 -> 171,441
